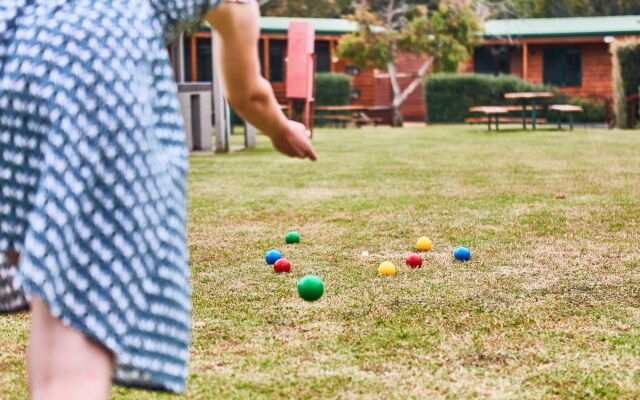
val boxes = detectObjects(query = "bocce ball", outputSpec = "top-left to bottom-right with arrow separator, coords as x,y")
265,249 -> 282,265
454,246 -> 471,261
297,275 -> 324,302
416,237 -> 432,252
378,261 -> 397,277
285,231 -> 300,244
405,254 -> 423,269
274,258 -> 291,273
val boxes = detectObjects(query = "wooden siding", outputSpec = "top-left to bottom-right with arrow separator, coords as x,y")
180,32 -> 429,121
470,39 -> 616,101
525,42 -> 612,100
510,48 -> 523,77
370,53 -> 430,121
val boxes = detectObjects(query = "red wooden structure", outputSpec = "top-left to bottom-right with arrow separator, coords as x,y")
285,22 -> 316,132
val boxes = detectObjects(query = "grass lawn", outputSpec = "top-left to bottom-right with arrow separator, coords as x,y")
2,125 -> 640,399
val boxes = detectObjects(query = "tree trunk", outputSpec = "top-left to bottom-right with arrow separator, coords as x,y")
391,104 -> 404,127
387,61 -> 404,127
387,57 -> 434,127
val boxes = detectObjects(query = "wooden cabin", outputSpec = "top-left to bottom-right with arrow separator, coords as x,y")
176,17 -> 428,122
466,15 -> 640,103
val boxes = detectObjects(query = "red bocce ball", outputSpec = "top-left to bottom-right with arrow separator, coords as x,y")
274,258 -> 291,273
405,254 -> 423,269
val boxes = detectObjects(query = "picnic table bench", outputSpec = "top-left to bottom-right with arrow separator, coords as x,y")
467,106 -> 548,131
314,105 -> 383,128
467,106 -> 509,131
549,104 -> 583,130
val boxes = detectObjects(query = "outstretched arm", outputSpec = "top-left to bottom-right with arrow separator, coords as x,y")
205,2 -> 317,161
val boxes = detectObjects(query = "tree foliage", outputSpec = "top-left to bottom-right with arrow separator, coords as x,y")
262,0 -> 640,19
335,1 -> 479,125
337,1 -> 480,73
476,0 -> 640,19
399,3 -> 480,72
261,0 -> 353,18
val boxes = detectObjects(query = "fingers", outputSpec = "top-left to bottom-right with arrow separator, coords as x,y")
298,136 -> 317,161
293,146 -> 315,161
305,145 -> 317,161
272,121 -> 317,160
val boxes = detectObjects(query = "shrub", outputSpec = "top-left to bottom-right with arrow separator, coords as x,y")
315,73 -> 352,106
612,40 -> 640,128
564,97 -> 606,124
424,73 -> 605,124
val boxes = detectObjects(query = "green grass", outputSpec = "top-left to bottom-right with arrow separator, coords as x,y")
3,125 -> 640,399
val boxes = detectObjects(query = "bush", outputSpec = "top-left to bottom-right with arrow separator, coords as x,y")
565,97 -> 606,124
424,73 -> 605,124
315,73 -> 352,106
612,40 -> 640,128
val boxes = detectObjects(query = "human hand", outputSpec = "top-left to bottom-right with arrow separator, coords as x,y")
269,120 -> 317,161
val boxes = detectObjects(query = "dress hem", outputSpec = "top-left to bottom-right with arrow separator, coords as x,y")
16,277 -> 184,394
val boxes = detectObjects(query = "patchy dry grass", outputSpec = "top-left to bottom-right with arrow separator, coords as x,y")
2,125 -> 640,399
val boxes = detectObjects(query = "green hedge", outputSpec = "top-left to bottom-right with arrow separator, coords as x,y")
612,41 -> 640,128
315,73 -> 352,106
424,73 -> 605,124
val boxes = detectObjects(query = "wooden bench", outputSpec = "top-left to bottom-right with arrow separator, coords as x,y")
468,105 -> 550,131
465,117 -> 548,125
468,106 -> 510,131
549,104 -> 583,130
315,105 -> 383,128
314,115 -> 352,128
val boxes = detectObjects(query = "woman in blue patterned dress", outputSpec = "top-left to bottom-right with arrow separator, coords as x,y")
0,0 -> 316,398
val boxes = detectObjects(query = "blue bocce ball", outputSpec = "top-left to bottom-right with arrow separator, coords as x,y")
454,247 -> 471,261
265,250 -> 282,265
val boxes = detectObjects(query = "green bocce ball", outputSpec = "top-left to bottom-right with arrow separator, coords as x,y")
285,231 -> 300,244
297,275 -> 324,302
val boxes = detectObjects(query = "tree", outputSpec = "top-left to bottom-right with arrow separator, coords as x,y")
260,0 -> 353,18
475,0 -> 640,19
337,0 -> 480,126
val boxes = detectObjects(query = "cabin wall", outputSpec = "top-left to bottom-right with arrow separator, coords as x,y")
369,53 -> 429,121
525,42 -> 612,100
179,32 -> 428,122
470,40 -> 614,102
510,48 -> 523,77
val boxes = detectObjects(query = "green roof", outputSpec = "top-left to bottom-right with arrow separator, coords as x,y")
483,15 -> 640,39
260,17 -> 358,35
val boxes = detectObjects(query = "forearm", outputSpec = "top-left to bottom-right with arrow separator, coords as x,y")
206,3 -> 287,139
225,76 -> 289,138
205,2 -> 316,160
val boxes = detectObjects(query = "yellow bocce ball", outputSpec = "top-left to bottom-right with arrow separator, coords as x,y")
416,236 -> 432,252
378,261 -> 397,277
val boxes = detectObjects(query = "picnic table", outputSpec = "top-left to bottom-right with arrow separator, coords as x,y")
314,105 -> 380,127
468,106 -> 510,131
315,105 -> 367,112
504,92 -> 554,130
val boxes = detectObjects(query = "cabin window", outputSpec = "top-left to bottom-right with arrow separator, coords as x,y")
183,36 -> 192,81
316,41 -> 331,73
543,48 -> 581,87
474,46 -> 511,75
269,39 -> 287,83
195,38 -> 212,82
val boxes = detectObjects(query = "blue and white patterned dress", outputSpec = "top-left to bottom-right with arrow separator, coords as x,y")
0,0 -> 223,393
